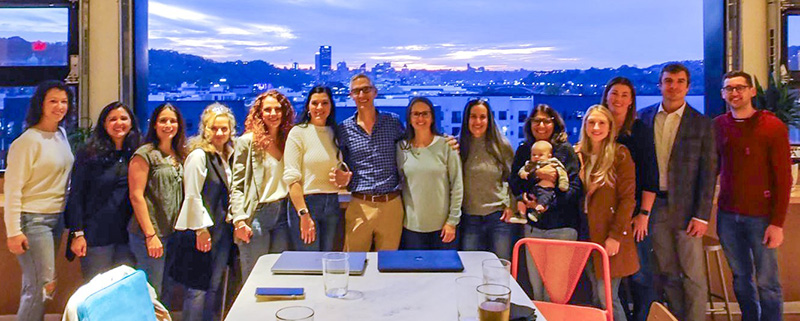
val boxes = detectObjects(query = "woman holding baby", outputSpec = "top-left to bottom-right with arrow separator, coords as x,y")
509,103 -> 583,301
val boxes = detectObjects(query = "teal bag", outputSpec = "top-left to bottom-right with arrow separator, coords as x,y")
77,270 -> 157,321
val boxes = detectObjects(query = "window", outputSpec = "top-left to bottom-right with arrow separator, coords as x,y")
143,1 -> 705,145
518,126 -> 524,138
451,127 -> 460,136
451,111 -> 462,124
518,111 -> 527,123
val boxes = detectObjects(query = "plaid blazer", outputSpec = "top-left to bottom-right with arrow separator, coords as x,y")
638,103 -> 718,226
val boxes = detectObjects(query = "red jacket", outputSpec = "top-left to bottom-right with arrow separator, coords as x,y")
714,110 -> 791,227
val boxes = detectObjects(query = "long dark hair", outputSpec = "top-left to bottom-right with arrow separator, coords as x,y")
458,99 -> 513,180
600,76 -> 637,135
523,103 -> 568,145
298,86 -> 337,127
25,80 -> 74,129
401,97 -> 440,149
143,103 -> 187,161
84,101 -> 141,161
297,85 -> 339,147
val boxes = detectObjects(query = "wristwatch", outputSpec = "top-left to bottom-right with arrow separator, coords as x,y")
638,209 -> 650,216
298,208 -> 310,217
71,230 -> 85,238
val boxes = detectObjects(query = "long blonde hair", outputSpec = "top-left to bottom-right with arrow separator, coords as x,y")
577,105 -> 619,190
188,102 -> 237,159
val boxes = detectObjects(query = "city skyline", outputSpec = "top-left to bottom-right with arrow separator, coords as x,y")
144,1 -> 704,71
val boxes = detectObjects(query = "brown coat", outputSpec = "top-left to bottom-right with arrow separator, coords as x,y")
582,145 -> 640,279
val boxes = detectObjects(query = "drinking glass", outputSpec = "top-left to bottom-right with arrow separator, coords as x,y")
322,252 -> 349,298
275,306 -> 314,321
482,258 -> 511,287
476,284 -> 511,321
455,276 -> 482,321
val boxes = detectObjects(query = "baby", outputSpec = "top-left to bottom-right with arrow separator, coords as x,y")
516,140 -> 569,222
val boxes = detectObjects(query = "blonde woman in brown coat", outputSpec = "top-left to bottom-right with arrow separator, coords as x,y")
576,105 -> 639,321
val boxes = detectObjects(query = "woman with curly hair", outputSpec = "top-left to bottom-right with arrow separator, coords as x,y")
230,90 -> 295,279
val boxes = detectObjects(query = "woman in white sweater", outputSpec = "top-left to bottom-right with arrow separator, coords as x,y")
4,81 -> 75,321
284,85 -> 345,251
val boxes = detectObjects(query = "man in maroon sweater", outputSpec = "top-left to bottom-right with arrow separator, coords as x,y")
715,70 -> 790,321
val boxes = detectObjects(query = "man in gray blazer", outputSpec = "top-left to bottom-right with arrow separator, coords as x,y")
638,63 -> 718,321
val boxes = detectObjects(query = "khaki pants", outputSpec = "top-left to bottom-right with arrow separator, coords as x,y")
343,197 -> 404,252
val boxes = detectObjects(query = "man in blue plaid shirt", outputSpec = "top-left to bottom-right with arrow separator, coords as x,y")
336,74 -> 406,251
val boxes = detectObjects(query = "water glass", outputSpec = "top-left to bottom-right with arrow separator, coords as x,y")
276,306 -> 314,321
482,258 -> 511,287
322,252 -> 349,298
455,276 -> 482,321
476,284 -> 511,321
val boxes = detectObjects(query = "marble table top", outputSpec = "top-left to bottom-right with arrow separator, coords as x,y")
225,251 -> 545,321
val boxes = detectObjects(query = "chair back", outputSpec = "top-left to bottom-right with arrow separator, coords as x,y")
512,238 -> 613,319
646,302 -> 678,321
77,269 -> 157,321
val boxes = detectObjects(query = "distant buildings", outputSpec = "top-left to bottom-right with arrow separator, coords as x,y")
316,45 -> 332,82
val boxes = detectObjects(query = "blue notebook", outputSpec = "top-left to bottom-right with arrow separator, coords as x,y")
271,251 -> 367,275
378,250 -> 464,272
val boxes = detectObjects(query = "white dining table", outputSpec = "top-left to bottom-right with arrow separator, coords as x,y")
225,251 -> 546,320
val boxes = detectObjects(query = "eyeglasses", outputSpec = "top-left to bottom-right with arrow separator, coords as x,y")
721,85 -> 751,94
530,117 -> 553,125
350,86 -> 375,95
411,111 -> 432,118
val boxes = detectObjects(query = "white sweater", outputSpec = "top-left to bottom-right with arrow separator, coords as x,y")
282,124 -> 339,195
4,127 -> 74,237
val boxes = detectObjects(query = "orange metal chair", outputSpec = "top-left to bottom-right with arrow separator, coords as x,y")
511,238 -> 613,321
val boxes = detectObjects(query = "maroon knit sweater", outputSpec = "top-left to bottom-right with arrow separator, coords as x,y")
714,110 -> 791,227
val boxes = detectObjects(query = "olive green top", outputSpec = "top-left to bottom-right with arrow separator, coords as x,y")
128,143 -> 184,237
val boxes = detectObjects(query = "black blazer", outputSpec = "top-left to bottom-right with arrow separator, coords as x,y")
65,149 -> 133,260
638,103 -> 718,226
169,151 -> 234,290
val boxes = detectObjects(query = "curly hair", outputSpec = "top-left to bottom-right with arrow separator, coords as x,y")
245,90 -> 295,153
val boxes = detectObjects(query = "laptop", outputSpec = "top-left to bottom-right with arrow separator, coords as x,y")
270,251 -> 368,275
377,250 -> 464,272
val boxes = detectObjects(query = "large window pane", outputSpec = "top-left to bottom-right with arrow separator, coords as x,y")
147,1 -> 704,146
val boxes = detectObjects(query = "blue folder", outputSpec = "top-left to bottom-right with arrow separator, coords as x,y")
377,250 -> 464,272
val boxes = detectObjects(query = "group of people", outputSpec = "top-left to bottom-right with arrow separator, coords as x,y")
3,63 -> 789,321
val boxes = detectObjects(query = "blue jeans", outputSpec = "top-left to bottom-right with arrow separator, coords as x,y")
80,243 -> 134,280
288,193 -> 342,252
129,232 -> 171,298
717,210 -> 783,321
400,228 -> 458,250
523,225 -> 577,301
587,259 -> 625,321
16,213 -> 63,321
625,214 -> 658,321
182,238 -> 232,321
237,200 -> 291,280
460,211 -> 517,260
